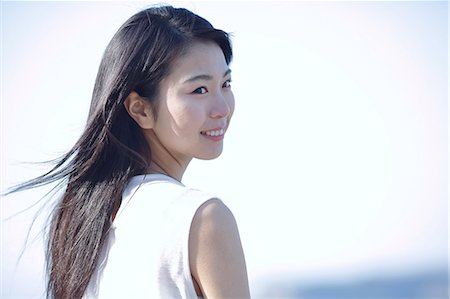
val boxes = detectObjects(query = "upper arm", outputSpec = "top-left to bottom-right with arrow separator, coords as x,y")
189,199 -> 250,299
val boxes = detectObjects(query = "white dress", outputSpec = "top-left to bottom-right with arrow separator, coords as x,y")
83,174 -> 217,298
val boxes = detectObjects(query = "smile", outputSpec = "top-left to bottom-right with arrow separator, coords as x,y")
201,128 -> 224,137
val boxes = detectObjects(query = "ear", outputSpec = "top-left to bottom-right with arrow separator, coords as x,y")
124,91 -> 155,129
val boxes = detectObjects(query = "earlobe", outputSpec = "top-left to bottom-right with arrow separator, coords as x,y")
124,91 -> 155,129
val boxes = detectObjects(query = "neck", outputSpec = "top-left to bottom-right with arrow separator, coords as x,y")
145,130 -> 191,182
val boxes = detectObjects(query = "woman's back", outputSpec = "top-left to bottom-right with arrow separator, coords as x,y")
85,174 -> 214,298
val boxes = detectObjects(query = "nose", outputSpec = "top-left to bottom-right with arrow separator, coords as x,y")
209,91 -> 233,119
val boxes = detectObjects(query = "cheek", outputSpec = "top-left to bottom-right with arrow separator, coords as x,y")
166,99 -> 203,132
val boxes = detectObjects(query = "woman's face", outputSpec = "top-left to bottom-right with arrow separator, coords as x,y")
150,41 -> 234,164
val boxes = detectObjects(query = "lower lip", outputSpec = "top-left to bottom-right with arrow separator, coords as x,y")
201,134 -> 224,142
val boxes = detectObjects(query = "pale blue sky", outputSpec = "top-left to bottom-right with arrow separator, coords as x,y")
1,1 -> 448,297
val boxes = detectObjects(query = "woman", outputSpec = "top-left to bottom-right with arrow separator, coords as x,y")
10,5 -> 250,299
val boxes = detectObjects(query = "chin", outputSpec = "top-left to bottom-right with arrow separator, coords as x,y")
196,148 -> 224,160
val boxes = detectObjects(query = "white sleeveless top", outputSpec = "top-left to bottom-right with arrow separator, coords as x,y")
83,174 -> 216,298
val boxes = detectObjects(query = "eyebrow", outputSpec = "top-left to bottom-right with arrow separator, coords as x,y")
182,69 -> 232,84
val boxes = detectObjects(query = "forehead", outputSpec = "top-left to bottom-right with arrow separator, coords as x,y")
165,41 -> 229,84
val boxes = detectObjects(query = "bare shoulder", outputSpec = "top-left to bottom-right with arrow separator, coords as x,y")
189,199 -> 251,299
190,199 -> 242,260
193,199 -> 236,232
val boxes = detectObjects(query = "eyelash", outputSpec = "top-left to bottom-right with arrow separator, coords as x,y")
192,80 -> 232,94
193,87 -> 208,94
223,79 -> 232,88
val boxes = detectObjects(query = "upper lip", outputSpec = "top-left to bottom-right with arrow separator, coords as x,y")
203,127 -> 223,132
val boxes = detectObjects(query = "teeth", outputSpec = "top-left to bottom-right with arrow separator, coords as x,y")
204,128 -> 224,136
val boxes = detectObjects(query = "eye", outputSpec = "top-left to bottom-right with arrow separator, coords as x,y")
223,79 -> 232,89
192,87 -> 208,94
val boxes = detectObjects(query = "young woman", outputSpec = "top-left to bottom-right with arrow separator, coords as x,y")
10,5 -> 250,299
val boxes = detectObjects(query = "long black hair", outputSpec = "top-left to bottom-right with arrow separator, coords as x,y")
7,6 -> 232,298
